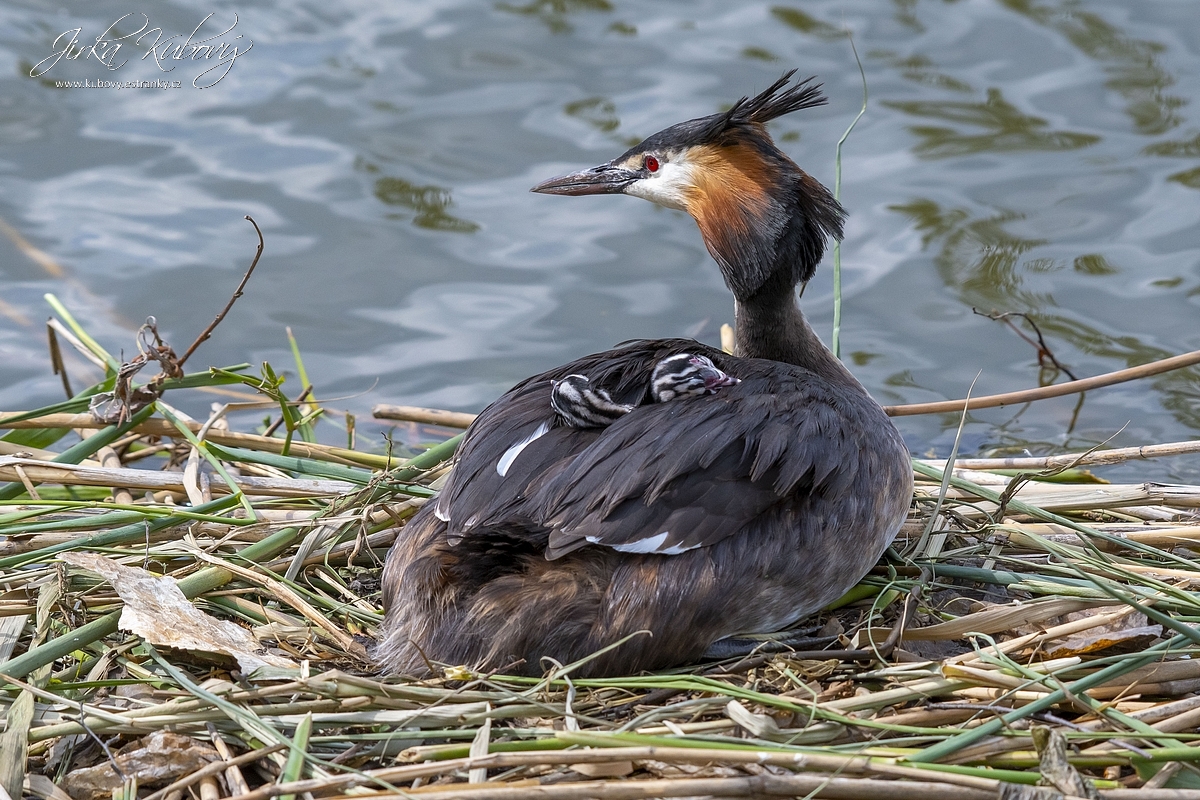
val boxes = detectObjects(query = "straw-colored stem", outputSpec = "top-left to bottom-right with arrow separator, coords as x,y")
886,347 -> 1200,417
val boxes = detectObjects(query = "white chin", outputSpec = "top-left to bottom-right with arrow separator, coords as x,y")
627,183 -> 688,211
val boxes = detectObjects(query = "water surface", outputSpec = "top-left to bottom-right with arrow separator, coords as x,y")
1,0 -> 1198,482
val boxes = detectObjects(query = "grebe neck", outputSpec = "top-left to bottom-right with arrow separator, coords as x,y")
734,286 -> 861,389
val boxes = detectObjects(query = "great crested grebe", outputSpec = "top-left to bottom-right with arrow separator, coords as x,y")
376,71 -> 913,677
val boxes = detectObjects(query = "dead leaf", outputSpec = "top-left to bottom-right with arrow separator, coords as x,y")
1032,724 -> 1100,799
725,700 -> 843,744
1043,625 -> 1163,659
1037,609 -> 1160,659
59,552 -> 294,673
61,731 -> 217,800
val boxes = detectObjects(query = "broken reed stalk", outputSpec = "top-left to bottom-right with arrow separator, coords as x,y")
372,404 -> 479,428
885,347 -> 1200,416
0,457 -> 356,498
369,347 -> 1200,429
922,438 -> 1200,471
0,412 -> 397,469
201,775 -> 1002,800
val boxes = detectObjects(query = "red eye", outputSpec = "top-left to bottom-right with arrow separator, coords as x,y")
645,155 -> 659,173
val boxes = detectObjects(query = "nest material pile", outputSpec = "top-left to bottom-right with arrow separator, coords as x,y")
6,300 -> 1200,799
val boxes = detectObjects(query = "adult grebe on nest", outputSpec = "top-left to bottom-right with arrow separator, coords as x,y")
376,71 -> 912,677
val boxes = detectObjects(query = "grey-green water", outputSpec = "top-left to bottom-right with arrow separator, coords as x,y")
1,1 -> 1198,482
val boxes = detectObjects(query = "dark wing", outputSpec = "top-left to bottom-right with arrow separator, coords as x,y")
433,339 -> 721,535
523,359 -> 870,559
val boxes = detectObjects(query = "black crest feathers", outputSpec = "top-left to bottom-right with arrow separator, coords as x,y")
695,71 -> 826,141
729,70 -> 827,126
622,71 -> 828,158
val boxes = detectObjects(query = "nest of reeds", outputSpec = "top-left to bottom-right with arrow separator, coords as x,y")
7,234 -> 1200,799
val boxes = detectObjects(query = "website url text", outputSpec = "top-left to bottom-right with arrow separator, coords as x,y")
53,78 -> 183,89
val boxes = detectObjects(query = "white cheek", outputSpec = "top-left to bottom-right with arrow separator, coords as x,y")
625,161 -> 693,212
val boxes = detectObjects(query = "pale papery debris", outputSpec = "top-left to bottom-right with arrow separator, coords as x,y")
58,552 -> 295,673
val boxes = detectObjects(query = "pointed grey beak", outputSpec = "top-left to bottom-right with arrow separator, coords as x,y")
531,163 -> 640,196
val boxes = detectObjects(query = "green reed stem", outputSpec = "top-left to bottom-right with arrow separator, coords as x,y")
831,33 -> 867,360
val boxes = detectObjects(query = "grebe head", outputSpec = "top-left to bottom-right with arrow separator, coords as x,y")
651,353 -> 739,401
532,70 -> 846,301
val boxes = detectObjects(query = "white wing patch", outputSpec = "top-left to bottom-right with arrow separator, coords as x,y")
594,531 -> 666,553
496,421 -> 551,477
657,541 -> 702,555
584,531 -> 703,555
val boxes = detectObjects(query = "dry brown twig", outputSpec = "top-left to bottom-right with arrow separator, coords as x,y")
973,307 -> 1079,381
177,215 -> 266,370
45,323 -> 72,398
86,217 -> 266,424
